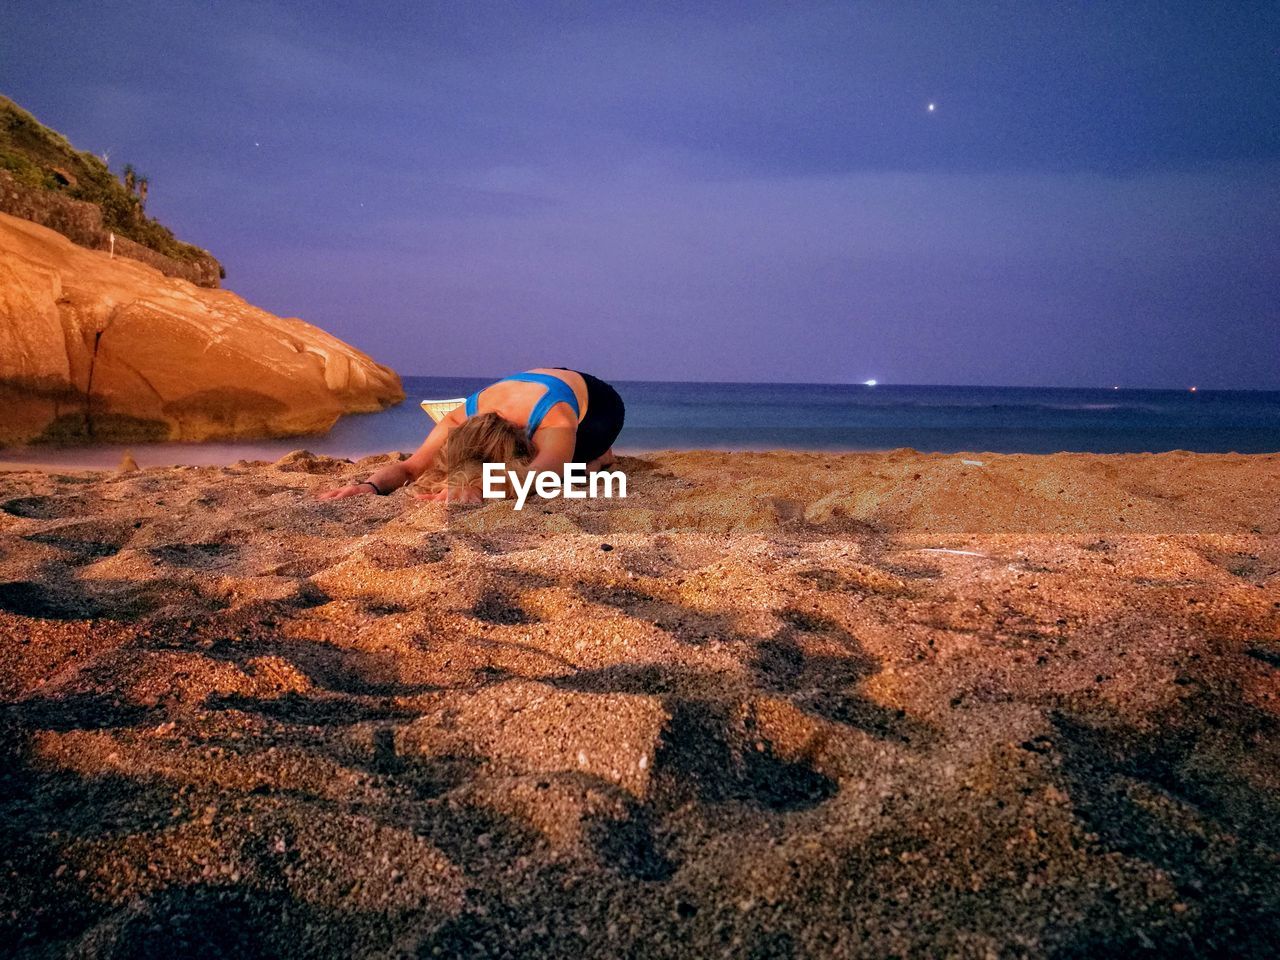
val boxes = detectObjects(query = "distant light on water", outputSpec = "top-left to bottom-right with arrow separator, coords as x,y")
863,379 -> 878,386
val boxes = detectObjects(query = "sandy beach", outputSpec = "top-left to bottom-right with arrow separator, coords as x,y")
2,449 -> 1278,957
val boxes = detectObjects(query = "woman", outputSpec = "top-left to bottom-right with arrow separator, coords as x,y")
319,368 -> 624,503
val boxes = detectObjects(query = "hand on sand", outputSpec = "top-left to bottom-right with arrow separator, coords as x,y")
413,486 -> 482,504
316,484 -> 376,501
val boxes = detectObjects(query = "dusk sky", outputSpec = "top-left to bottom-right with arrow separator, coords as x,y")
3,1 -> 1278,388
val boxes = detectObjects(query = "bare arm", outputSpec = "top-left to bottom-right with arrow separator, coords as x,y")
525,425 -> 576,473
523,401 -> 581,473
317,407 -> 464,500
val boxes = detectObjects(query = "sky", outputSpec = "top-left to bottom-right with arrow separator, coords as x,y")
3,1 -> 1278,388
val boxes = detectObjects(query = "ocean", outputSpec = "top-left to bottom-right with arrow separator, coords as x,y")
3,378 -> 1278,469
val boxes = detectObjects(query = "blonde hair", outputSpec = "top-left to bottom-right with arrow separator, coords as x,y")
426,412 -> 534,495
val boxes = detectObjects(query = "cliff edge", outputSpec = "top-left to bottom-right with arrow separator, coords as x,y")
0,95 -> 223,287
0,211 -> 404,446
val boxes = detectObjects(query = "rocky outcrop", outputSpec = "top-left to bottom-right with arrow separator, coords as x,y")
0,211 -> 404,446
0,171 -> 223,287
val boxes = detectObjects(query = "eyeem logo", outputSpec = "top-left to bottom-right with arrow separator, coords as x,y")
482,463 -> 627,511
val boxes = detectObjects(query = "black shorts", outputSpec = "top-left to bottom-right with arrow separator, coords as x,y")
557,369 -> 625,462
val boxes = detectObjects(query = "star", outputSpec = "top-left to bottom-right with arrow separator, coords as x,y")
927,102 -> 936,113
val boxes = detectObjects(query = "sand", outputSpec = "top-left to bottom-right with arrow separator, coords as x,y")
1,448 -> 1278,957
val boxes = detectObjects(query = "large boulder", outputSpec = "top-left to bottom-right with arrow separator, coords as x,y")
0,211 -> 404,445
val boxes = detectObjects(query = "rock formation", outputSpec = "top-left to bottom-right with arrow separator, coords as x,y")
0,170 -> 223,288
1,96 -> 225,287
0,211 -> 404,446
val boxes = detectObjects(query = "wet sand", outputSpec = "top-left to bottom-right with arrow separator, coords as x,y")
1,449 -> 1278,957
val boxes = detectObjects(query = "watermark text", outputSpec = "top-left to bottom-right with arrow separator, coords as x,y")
482,463 -> 626,510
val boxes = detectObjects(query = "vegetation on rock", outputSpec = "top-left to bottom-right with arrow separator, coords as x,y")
0,94 -> 218,269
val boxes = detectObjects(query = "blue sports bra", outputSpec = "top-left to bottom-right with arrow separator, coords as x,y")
464,371 -> 581,439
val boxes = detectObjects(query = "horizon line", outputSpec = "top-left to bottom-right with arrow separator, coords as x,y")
400,375 -> 1280,393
